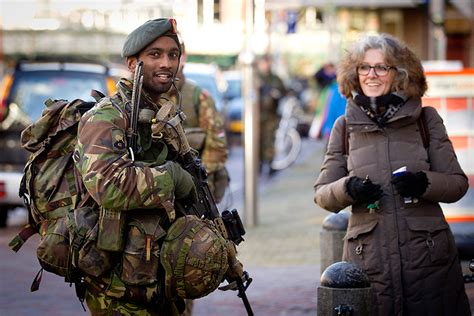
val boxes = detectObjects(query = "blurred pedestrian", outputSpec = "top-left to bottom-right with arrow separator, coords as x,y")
169,35 -> 230,205
314,62 -> 336,91
313,33 -> 470,315
315,76 -> 346,140
255,55 -> 286,176
309,62 -> 339,139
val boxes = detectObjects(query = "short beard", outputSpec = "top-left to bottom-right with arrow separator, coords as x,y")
142,81 -> 172,99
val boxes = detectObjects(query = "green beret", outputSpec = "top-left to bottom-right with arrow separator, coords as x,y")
122,18 -> 179,58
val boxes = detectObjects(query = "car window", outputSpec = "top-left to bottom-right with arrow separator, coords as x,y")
184,72 -> 225,111
225,78 -> 242,100
7,71 -> 108,122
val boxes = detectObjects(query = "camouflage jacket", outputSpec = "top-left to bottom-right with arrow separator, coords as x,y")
169,79 -> 228,173
74,78 -> 177,212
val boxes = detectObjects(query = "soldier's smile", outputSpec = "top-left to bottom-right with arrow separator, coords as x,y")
154,72 -> 173,84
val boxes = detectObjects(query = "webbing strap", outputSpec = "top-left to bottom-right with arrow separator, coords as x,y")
341,117 -> 348,156
417,108 -> 430,149
8,224 -> 38,252
342,108 -> 429,155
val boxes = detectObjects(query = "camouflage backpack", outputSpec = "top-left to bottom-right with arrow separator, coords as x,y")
8,92 -> 110,290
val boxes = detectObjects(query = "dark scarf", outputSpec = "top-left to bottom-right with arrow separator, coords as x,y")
352,92 -> 408,127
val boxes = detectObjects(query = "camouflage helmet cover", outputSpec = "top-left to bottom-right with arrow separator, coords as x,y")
160,215 -> 229,299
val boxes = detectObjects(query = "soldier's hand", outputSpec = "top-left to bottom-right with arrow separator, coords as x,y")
165,161 -> 197,201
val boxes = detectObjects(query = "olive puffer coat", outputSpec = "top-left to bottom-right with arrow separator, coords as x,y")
314,97 -> 471,316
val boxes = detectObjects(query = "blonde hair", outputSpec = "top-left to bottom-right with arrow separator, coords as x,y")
337,33 -> 427,99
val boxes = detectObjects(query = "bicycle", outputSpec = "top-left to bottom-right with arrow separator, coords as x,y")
271,93 -> 302,171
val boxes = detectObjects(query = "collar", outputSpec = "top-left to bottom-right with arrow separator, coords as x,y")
351,91 -> 408,127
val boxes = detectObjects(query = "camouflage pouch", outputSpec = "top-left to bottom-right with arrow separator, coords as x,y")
97,208 -> 126,252
68,206 -> 112,278
208,167 -> 230,204
185,127 -> 206,152
121,213 -> 166,285
104,270 -> 162,304
36,217 -> 71,277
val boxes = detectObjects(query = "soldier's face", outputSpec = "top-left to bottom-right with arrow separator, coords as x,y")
129,36 -> 180,98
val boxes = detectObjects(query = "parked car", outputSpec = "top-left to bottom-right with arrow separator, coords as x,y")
0,59 -> 127,227
182,62 -> 228,113
223,70 -> 244,136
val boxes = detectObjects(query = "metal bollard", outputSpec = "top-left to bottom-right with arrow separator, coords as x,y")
317,261 -> 373,316
320,210 -> 350,275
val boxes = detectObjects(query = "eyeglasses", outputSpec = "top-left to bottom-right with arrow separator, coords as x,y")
357,64 -> 394,76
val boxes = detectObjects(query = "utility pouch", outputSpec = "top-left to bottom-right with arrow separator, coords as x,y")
121,213 -> 166,286
68,206 -> 112,277
185,127 -> 206,152
105,271 -> 162,304
36,217 -> 71,277
97,208 -> 126,252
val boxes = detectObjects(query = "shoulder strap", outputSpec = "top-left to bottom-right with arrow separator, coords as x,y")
417,107 -> 430,149
342,116 -> 348,156
342,109 -> 429,156
192,85 -> 202,116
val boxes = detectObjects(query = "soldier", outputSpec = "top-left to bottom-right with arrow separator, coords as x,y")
169,36 -> 230,204
255,55 -> 286,176
73,18 -> 223,316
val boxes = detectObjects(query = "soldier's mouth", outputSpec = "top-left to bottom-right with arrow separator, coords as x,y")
154,73 -> 172,83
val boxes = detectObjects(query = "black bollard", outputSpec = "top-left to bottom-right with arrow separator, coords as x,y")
320,210 -> 350,275
317,261 -> 373,316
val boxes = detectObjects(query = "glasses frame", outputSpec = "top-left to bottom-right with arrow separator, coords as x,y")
357,64 -> 394,77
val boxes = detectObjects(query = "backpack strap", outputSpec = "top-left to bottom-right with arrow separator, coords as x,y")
417,107 -> 430,149
341,116 -> 348,156
90,89 -> 106,102
342,109 -> 429,156
192,85 -> 202,116
8,224 -> 38,252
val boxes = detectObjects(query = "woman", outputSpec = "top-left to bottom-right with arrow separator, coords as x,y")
313,33 -> 470,316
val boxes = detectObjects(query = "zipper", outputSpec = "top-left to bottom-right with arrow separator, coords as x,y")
384,126 -> 405,313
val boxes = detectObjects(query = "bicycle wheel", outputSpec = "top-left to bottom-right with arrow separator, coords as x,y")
271,128 -> 302,171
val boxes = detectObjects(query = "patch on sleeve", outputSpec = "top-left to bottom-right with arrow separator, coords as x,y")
200,90 -> 209,101
112,128 -> 127,152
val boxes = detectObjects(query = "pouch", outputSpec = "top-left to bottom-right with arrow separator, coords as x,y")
36,217 -> 71,277
121,213 -> 166,285
97,208 -> 126,252
69,206 -> 112,277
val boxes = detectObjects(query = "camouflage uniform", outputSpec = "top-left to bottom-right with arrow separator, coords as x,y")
169,78 -> 229,203
75,78 -> 184,315
256,67 -> 286,169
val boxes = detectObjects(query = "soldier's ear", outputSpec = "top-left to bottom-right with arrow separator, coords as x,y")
126,57 -> 137,73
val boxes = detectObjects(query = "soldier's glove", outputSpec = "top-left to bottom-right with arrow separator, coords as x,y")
346,176 -> 383,203
165,161 -> 197,201
391,171 -> 428,198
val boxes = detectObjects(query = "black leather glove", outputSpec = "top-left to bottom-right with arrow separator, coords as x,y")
391,171 -> 428,198
165,161 -> 197,201
346,176 -> 383,203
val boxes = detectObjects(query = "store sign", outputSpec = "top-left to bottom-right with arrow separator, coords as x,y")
425,72 -> 474,98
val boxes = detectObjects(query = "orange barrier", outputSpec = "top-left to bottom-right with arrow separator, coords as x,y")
422,69 -> 474,222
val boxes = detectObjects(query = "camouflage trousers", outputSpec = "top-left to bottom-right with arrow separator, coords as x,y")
259,118 -> 278,164
85,290 -> 182,316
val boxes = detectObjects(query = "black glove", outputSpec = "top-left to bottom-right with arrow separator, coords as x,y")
391,171 -> 428,198
346,176 -> 383,203
165,161 -> 197,201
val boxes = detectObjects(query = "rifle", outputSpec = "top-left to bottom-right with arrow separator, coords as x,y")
127,60 -> 144,159
162,93 -> 254,315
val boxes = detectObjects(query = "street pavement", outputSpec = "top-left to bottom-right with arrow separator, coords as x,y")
1,138 -> 473,315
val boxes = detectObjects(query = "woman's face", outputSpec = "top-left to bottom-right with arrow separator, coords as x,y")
358,48 -> 395,97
